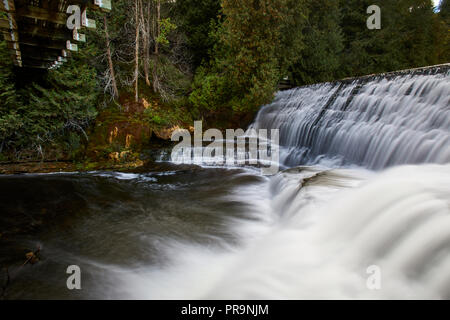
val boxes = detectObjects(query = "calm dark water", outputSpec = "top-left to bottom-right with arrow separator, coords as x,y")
0,163 -> 265,299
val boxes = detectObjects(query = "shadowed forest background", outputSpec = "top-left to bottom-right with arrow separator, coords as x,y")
0,0 -> 448,166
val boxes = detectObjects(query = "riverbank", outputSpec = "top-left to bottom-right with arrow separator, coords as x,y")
0,159 -> 148,175
0,86 -> 259,175
0,92 -> 189,174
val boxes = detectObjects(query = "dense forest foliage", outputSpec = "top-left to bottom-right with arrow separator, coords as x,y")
0,0 -> 449,162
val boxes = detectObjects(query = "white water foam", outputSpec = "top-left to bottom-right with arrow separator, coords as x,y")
251,69 -> 450,170
108,164 -> 450,299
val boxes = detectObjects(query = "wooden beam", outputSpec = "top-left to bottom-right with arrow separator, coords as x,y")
7,47 -> 20,56
0,0 -> 15,13
17,23 -> 72,40
5,40 -> 19,50
23,56 -> 58,65
68,1 -> 102,11
16,37 -> 67,50
22,65 -> 49,69
21,61 -> 51,69
20,45 -> 61,61
2,29 -> 19,41
14,3 -> 105,26
0,15 -> 17,30
8,49 -> 22,61
16,6 -> 67,25
0,14 -> 17,30
22,55 -> 56,62
94,0 -> 112,12
18,32 -> 67,45
1,2 -> 21,66
0,18 -> 13,30
4,0 -> 113,68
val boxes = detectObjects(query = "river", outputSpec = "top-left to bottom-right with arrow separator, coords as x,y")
0,65 -> 449,299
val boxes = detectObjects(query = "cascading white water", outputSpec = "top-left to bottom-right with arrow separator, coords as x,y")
2,67 -> 448,300
251,65 -> 450,170
117,164 -> 450,299
104,65 -> 450,300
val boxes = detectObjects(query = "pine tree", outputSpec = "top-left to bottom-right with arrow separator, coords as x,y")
439,0 -> 450,19
437,0 -> 450,62
339,0 -> 440,77
0,39 -> 22,153
190,0 -> 308,114
175,0 -> 221,67
290,0 -> 344,85
0,36 -> 99,159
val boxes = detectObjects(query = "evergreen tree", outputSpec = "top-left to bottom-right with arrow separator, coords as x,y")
174,0 -> 221,67
290,0 -> 344,85
339,0 -> 439,77
436,0 -> 450,62
439,0 -> 450,19
190,0 -> 308,115
0,37 -> 99,159
26,56 -> 99,146
399,0 -> 436,67
0,40 -> 22,153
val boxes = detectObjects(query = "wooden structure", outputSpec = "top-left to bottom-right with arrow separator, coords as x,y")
0,0 -> 111,69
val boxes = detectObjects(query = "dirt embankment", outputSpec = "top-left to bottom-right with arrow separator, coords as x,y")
0,95 -> 192,174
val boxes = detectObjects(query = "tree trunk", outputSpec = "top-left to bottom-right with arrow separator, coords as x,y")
155,0 -> 160,56
134,0 -> 140,103
152,0 -> 161,93
143,2 -> 151,86
104,16 -> 119,99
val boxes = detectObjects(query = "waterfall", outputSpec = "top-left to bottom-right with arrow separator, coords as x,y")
4,66 -> 449,299
118,65 -> 450,299
115,65 -> 450,299
116,164 -> 450,299
251,64 -> 450,170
